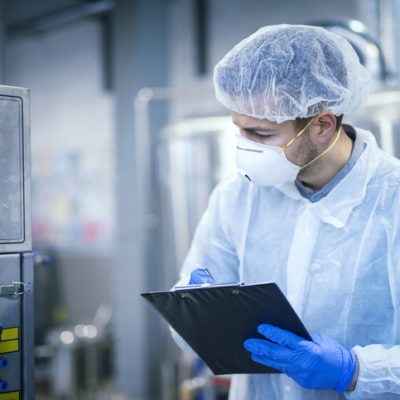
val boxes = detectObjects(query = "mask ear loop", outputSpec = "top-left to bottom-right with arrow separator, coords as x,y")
279,117 -> 315,154
299,126 -> 343,171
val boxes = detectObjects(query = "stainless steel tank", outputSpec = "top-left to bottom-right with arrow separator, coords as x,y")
158,87 -> 400,288
158,116 -> 236,285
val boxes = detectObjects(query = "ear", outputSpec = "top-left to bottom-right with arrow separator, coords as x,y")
310,112 -> 337,144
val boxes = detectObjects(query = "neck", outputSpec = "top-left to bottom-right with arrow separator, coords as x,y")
299,128 -> 354,191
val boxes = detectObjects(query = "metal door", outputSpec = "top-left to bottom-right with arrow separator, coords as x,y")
0,85 -> 33,400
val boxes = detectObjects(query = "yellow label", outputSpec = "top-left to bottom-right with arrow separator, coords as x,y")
0,392 -> 20,400
1,328 -> 19,341
0,340 -> 19,354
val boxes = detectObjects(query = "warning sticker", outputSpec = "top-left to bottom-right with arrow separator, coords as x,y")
0,327 -> 19,354
0,392 -> 20,400
1,328 -> 19,341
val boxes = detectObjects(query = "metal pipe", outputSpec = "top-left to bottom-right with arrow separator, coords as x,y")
379,0 -> 396,74
7,0 -> 114,37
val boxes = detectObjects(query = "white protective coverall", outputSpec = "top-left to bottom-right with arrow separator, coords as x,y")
176,128 -> 400,399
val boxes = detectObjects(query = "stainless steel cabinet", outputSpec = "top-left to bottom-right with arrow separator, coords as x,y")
0,85 -> 33,400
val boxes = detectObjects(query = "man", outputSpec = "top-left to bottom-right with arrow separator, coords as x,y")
175,24 -> 400,399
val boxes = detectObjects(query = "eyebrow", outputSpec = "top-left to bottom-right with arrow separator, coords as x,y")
232,121 -> 276,132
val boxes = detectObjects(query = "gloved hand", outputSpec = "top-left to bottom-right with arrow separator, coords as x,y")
189,267 -> 215,284
243,324 -> 356,392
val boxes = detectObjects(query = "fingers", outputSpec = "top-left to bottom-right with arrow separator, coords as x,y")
243,338 -> 293,363
257,324 -> 308,350
250,353 -> 288,372
189,268 -> 215,284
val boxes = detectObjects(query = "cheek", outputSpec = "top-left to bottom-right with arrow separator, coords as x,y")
283,148 -> 300,164
283,142 -> 304,164
269,136 -> 291,147
284,135 -> 316,165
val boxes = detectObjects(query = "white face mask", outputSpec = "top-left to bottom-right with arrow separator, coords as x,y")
235,119 -> 342,187
236,135 -> 300,186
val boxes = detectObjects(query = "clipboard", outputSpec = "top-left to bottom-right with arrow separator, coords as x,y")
141,282 -> 311,375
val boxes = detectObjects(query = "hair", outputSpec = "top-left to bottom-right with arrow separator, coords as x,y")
293,114 -> 344,132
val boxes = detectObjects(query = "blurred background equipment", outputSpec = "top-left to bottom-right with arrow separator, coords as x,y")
309,19 -> 390,81
35,304 -> 113,400
0,85 -> 34,400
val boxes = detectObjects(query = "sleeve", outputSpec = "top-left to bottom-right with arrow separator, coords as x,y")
344,345 -> 400,399
345,185 -> 400,399
177,183 -> 240,285
170,183 -> 240,352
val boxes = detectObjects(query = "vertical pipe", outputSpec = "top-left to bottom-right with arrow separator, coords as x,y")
379,0 -> 397,75
112,0 -> 169,398
194,0 -> 208,76
379,118 -> 395,155
0,0 -> 5,82
22,253 -> 35,400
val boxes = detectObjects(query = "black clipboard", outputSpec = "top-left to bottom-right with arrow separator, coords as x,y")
141,282 -> 311,375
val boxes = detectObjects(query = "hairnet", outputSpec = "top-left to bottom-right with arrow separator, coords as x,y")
214,24 -> 372,123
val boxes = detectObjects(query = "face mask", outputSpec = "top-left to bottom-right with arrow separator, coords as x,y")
235,118 -> 342,187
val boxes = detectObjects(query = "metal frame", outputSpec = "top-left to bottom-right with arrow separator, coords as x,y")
0,84 -> 33,399
21,253 -> 34,400
0,85 -> 31,253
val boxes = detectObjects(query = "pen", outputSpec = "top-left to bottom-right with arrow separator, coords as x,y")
174,267 -> 215,290
203,267 -> 213,279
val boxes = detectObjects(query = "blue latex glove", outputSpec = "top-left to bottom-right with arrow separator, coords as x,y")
244,324 -> 356,392
189,267 -> 215,284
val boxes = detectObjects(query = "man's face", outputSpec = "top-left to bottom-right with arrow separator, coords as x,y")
231,111 -> 319,177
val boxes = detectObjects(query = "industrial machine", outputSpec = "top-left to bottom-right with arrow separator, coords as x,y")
0,85 -> 34,400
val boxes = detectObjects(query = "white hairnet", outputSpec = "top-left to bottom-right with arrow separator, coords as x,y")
214,24 -> 372,123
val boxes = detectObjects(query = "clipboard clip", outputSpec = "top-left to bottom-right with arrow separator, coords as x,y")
174,282 -> 244,290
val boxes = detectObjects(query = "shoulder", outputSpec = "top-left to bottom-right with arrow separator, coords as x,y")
357,128 -> 400,206
356,127 -> 400,184
370,157 -> 400,211
376,151 -> 400,175
371,147 -> 400,187
206,175 -> 257,227
210,174 -> 260,209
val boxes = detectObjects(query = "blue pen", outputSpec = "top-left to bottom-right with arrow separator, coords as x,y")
203,267 -> 213,279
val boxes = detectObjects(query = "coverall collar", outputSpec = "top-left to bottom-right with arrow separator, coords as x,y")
276,128 -> 380,228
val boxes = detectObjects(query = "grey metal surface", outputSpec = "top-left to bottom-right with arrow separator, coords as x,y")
0,84 -> 31,253
7,0 -> 114,37
0,2 -> 4,82
22,252 -> 34,400
0,95 -> 24,242
0,85 -> 33,398
0,253 -> 21,393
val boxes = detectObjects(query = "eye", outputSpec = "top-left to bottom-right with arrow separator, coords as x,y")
247,130 -> 272,139
256,133 -> 272,139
